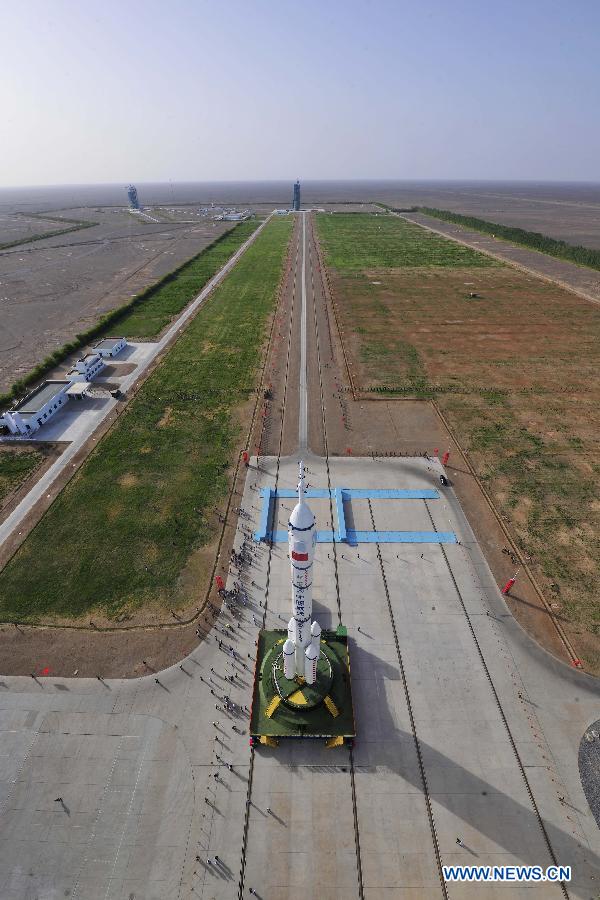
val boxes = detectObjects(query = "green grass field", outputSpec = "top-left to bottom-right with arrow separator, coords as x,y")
0,216 -> 292,621
316,212 -> 497,271
114,220 -> 260,338
0,447 -> 44,504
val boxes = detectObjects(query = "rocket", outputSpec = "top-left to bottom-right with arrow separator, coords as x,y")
284,461 -> 320,684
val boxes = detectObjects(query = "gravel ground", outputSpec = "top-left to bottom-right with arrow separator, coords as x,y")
0,206 -> 233,392
579,720 -> 600,828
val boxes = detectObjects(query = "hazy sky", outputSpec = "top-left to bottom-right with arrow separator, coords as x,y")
3,0 -> 600,186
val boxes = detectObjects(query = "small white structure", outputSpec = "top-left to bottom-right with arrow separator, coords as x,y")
93,336 -> 127,359
65,381 -> 91,400
66,352 -> 105,382
274,209 -> 289,216
1,381 -> 70,435
219,209 -> 252,222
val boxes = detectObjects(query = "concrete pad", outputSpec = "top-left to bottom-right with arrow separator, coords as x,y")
0,454 -> 596,898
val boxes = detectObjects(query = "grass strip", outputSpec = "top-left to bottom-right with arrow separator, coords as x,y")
0,447 -> 44,504
113,220 -> 259,338
0,216 -> 292,621
420,206 -> 600,272
316,213 -> 497,271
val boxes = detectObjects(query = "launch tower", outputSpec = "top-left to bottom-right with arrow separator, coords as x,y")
127,184 -> 140,210
292,179 -> 301,211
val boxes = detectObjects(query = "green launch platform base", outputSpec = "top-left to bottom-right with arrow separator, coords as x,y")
249,626 -> 355,747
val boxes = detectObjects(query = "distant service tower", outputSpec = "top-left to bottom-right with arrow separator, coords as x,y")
292,179 -> 301,211
127,184 -> 140,210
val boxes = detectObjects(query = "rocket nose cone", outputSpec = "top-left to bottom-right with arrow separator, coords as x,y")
289,501 -> 315,530
310,621 -> 322,636
283,639 -> 295,653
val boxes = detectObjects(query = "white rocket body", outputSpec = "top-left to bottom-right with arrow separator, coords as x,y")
283,639 -> 296,680
287,461 -> 320,679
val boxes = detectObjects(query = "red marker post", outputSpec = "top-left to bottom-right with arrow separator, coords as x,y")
215,575 -> 224,592
242,450 -> 249,467
442,451 -> 450,466
502,570 -> 519,595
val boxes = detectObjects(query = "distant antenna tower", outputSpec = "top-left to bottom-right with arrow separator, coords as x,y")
127,184 -> 140,210
292,179 -> 301,211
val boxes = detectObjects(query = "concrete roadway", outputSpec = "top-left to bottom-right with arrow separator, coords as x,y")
0,211 -> 597,898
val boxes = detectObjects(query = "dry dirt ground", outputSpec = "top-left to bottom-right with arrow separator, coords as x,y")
0,206 -> 233,392
324,256 -> 599,673
378,183 -> 600,250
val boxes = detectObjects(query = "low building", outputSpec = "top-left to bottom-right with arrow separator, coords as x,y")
93,337 -> 127,359
1,381 -> 71,435
219,209 -> 252,222
274,209 -> 289,216
66,352 -> 105,382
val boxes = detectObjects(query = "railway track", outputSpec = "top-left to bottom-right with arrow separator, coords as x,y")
236,213 -> 365,898
307,214 -> 364,897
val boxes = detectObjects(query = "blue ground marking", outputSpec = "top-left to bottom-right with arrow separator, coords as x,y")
269,530 -> 455,544
343,488 -> 439,500
254,485 -> 452,543
254,488 -> 273,541
271,488 -> 439,499
334,488 -> 346,542
347,530 -> 456,544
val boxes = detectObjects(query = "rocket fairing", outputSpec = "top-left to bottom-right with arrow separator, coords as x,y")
287,461 -> 320,679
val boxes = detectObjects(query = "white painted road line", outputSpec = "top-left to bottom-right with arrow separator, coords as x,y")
298,211 -> 308,451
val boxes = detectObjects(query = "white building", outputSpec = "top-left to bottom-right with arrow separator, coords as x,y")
221,209 -> 252,222
66,352 -> 105,382
1,381 -> 71,436
93,337 -> 127,359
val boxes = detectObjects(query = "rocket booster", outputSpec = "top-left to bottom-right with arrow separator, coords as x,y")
287,461 -> 319,679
